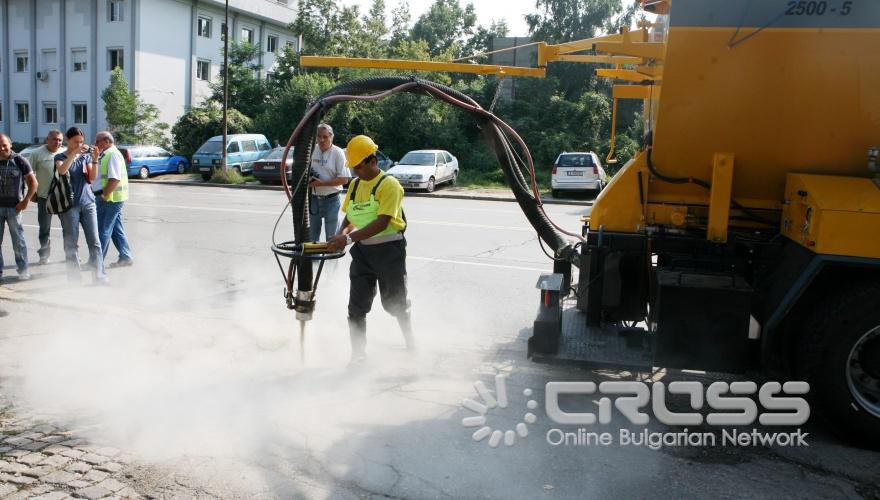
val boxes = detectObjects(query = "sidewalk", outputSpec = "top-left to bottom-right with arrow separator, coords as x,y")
130,174 -> 595,206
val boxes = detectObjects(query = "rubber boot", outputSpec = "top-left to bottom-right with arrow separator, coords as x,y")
397,313 -> 416,353
348,316 -> 367,363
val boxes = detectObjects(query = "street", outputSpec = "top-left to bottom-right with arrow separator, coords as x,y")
0,183 -> 878,499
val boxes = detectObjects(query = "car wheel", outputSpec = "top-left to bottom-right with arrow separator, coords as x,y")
177,161 -> 186,174
450,170 -> 458,185
233,166 -> 242,176
138,167 -> 149,180
426,177 -> 435,193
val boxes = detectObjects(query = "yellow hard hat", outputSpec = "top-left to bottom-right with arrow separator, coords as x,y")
345,135 -> 379,168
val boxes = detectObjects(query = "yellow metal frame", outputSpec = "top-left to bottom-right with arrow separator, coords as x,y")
300,30 -> 652,78
300,56 -> 548,78
707,153 -> 735,242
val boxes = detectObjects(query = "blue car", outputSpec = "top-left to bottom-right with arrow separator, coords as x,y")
121,145 -> 189,180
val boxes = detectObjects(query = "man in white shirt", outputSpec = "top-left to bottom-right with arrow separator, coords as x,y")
308,123 -> 349,242
28,130 -> 64,264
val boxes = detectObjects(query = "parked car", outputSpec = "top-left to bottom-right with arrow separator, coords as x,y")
550,151 -> 607,197
16,145 -> 41,159
120,145 -> 189,179
192,134 -> 273,180
252,147 -> 294,185
386,149 -> 458,192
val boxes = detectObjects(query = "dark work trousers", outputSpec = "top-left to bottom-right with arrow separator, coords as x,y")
347,237 -> 413,354
36,197 -> 54,259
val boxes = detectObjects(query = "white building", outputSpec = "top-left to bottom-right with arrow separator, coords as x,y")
0,0 -> 299,145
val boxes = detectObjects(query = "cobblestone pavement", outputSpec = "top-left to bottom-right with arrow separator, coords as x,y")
0,397 -> 145,499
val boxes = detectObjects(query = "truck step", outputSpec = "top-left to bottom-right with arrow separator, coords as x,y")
530,301 -> 655,370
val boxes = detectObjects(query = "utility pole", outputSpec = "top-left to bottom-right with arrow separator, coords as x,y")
222,0 -> 229,172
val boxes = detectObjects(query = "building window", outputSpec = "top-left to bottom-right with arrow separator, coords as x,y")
108,48 -> 124,70
266,35 -> 278,53
16,102 -> 29,123
15,52 -> 28,73
42,50 -> 58,71
72,48 -> 87,72
196,59 -> 210,81
44,102 -> 58,124
108,0 -> 124,22
241,27 -> 254,44
198,16 -> 211,38
73,103 -> 88,124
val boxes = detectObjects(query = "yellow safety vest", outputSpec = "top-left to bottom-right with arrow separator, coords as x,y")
100,146 -> 129,202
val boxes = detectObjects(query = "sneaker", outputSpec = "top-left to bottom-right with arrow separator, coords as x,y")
17,273 -> 32,281
109,260 -> 134,268
38,256 -> 50,265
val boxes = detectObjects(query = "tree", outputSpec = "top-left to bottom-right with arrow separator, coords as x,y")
209,41 -> 266,119
101,67 -> 170,146
410,0 -> 477,57
171,104 -> 252,157
526,0 -> 627,98
389,1 -> 411,47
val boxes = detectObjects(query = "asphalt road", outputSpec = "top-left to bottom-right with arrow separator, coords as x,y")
0,184 -> 878,499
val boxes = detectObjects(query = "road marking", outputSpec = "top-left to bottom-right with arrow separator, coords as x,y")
409,256 -> 546,272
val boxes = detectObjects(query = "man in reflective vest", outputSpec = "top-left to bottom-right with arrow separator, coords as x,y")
93,131 -> 134,267
327,135 -> 414,362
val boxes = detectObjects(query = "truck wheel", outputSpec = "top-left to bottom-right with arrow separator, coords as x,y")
797,280 -> 880,449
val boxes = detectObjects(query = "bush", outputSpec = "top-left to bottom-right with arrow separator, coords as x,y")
171,104 -> 253,158
208,168 -> 245,184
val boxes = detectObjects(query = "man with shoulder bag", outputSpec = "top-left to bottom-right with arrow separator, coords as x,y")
0,133 -> 38,281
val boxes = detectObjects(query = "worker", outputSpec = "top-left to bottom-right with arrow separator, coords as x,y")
327,135 -> 414,362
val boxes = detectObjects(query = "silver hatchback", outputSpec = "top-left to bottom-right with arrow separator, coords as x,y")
551,152 -> 606,197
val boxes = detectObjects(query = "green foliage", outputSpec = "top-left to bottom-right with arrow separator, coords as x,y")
171,104 -> 253,157
169,0 -> 646,187
410,0 -> 477,57
209,168 -> 246,184
255,73 -> 337,146
101,67 -> 170,147
209,41 -> 267,118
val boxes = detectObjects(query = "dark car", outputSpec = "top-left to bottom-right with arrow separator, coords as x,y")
252,147 -> 294,185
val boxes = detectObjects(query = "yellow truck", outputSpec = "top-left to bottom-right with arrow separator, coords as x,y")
294,0 -> 880,446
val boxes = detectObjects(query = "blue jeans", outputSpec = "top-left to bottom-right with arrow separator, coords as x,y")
0,207 -> 29,276
60,202 -> 107,282
96,198 -> 133,262
36,197 -> 55,259
309,192 -> 341,242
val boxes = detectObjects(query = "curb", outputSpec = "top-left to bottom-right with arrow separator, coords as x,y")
129,179 -> 594,207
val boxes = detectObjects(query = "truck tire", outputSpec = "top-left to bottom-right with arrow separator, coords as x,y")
796,280 -> 880,449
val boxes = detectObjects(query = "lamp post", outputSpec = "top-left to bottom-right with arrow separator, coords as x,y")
222,0 -> 229,172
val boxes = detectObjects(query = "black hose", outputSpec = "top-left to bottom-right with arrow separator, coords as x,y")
287,76 -> 570,263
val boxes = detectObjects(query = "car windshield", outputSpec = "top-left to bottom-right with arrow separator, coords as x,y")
196,141 -> 223,155
265,147 -> 290,160
399,152 -> 435,166
558,154 -> 593,168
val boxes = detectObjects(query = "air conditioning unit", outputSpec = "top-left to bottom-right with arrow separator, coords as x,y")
36,71 -> 48,81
